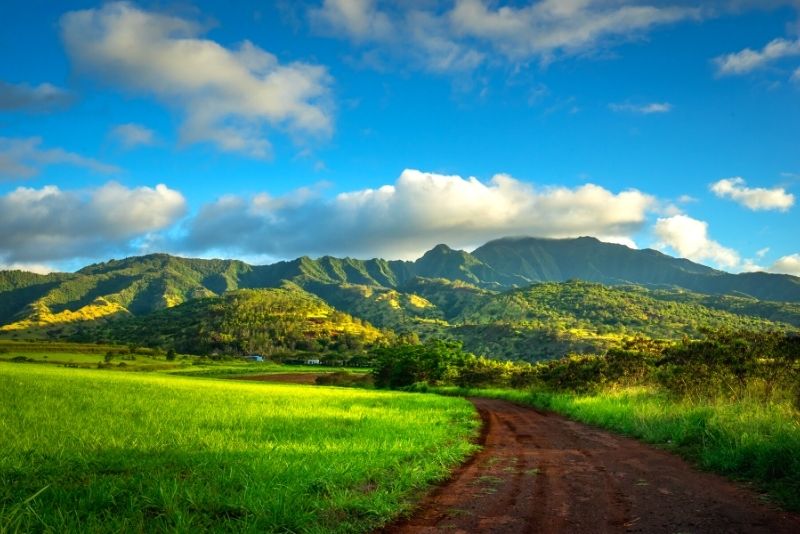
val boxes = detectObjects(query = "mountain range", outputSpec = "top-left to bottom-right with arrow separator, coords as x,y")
2,236 -> 799,361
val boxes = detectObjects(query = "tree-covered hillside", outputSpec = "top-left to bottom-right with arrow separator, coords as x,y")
447,281 -> 797,360
2,237 -> 800,361
86,287 -> 389,357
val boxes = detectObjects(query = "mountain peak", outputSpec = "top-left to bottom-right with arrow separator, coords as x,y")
425,243 -> 455,256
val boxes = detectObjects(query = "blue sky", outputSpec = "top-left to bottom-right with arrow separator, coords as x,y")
1,0 -> 799,275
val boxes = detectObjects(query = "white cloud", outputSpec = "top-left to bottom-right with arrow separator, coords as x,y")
0,80 -> 72,111
310,0 -> 483,72
653,214 -> 740,269
710,177 -> 794,211
182,168 -> 654,260
769,254 -> 800,276
309,0 -> 393,42
714,37 -> 800,76
61,2 -> 333,158
793,66 -> 800,81
449,0 -> 698,61
609,102 -> 672,114
0,182 -> 186,263
309,0 -> 700,72
740,259 -> 764,272
111,123 -> 156,149
0,262 -> 55,275
0,137 -> 120,180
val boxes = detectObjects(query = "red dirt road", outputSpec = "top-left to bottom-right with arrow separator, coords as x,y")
385,397 -> 800,534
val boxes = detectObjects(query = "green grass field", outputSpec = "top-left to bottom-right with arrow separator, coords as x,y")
433,385 -> 800,511
0,340 -> 372,377
0,364 -> 479,533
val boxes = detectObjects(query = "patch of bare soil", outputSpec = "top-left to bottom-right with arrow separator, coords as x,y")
383,397 -> 800,533
230,372 -> 328,384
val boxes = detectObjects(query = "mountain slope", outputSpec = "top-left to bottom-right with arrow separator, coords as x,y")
472,237 -> 800,301
2,237 -> 800,360
4,237 -> 800,330
88,287 -> 388,356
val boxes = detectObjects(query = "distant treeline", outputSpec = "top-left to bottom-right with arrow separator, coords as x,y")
372,330 -> 800,406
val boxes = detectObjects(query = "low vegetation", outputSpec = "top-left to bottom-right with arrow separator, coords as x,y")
374,331 -> 800,510
0,364 -> 478,532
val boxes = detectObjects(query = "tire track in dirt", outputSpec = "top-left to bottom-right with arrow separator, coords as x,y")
383,397 -> 800,534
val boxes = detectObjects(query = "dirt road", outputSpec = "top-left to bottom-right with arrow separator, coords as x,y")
385,397 -> 800,534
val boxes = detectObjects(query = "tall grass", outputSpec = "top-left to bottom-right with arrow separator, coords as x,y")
0,364 -> 478,533
434,385 -> 800,511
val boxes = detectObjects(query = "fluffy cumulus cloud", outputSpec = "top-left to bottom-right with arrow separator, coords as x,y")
770,254 -> 800,276
0,262 -> 55,275
61,2 -> 333,158
309,0 -> 700,72
710,177 -> 794,211
0,137 -> 119,180
715,37 -> 800,76
653,214 -> 740,269
609,102 -> 672,114
111,123 -> 157,149
182,168 -> 654,259
0,80 -> 72,111
0,182 -> 186,263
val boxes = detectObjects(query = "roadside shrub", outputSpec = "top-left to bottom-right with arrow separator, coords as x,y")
456,356 -> 513,388
657,330 -> 799,403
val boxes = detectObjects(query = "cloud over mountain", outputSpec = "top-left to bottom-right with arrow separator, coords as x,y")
182,168 -> 654,259
0,182 -> 186,263
770,254 -> 800,276
654,214 -> 740,269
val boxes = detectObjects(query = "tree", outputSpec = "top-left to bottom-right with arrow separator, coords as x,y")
372,340 -> 467,388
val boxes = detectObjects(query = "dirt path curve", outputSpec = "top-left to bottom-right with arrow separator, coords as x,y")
384,397 -> 800,534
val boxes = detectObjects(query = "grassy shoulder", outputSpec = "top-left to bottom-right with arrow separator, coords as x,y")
0,364 -> 479,533
430,384 -> 800,511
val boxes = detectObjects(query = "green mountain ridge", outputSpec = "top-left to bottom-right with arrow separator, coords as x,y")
2,236 -> 799,361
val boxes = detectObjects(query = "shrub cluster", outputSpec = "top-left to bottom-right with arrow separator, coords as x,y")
372,331 -> 800,404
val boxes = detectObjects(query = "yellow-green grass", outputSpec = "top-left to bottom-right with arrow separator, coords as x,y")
0,351 -> 371,376
166,363 -> 372,378
1,364 -> 478,532
0,340 -> 125,354
1,350 -> 170,366
0,340 -> 372,376
434,385 -> 800,511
